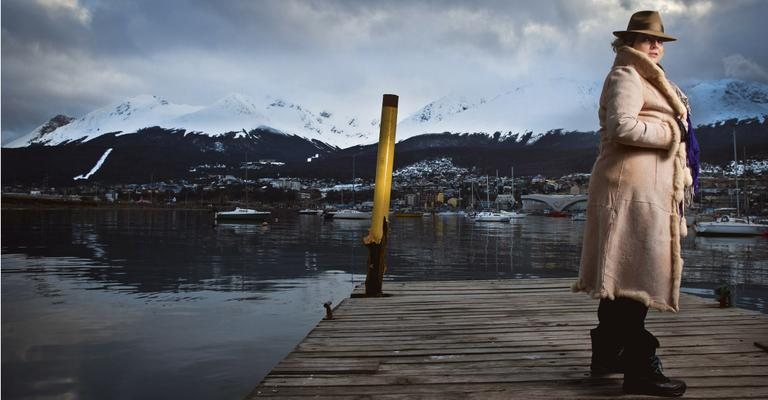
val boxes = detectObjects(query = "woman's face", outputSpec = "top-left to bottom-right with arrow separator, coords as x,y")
632,34 -> 665,63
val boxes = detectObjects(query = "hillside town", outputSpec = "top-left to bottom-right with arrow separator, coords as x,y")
4,157 -> 768,217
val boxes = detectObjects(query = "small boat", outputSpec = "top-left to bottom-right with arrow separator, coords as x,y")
332,209 -> 372,220
500,210 -> 527,219
695,215 -> 768,236
474,211 -> 510,222
215,207 -> 271,222
570,212 -> 587,221
298,209 -> 323,215
216,154 -> 271,223
437,210 -> 460,216
474,176 -> 510,222
394,209 -> 423,218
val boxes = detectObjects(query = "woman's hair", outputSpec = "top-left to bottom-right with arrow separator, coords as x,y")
611,34 -> 635,53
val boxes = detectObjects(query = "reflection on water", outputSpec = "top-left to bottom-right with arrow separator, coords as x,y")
2,209 -> 766,400
682,234 -> 768,310
388,215 -> 583,280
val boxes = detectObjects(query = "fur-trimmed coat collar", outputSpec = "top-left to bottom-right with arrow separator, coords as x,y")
614,46 -> 687,119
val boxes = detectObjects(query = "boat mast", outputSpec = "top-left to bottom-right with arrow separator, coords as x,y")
511,166 -> 515,208
352,154 -> 356,207
470,182 -> 474,209
486,175 -> 490,210
733,129 -> 740,217
244,152 -> 248,208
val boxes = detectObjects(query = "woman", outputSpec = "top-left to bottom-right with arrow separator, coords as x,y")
572,10 -> 693,397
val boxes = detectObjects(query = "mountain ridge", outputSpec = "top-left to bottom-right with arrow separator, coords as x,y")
3,117 -> 765,187
5,78 -> 767,150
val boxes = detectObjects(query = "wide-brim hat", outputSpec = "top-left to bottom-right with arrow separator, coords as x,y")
613,10 -> 676,42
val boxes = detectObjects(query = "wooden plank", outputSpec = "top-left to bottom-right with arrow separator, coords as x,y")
259,374 -> 768,387
308,318 -> 767,335
246,279 -> 768,400
252,378 -> 768,395
296,336 -> 768,352
287,344 -> 764,359
305,323 -> 768,339
250,385 -> 768,399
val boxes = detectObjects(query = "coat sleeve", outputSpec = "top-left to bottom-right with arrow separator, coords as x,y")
603,66 -> 675,149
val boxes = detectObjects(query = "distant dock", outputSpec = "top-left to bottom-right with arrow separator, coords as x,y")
247,278 -> 768,399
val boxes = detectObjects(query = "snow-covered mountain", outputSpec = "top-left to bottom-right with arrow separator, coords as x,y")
397,78 -> 601,141
397,78 -> 768,141
5,93 -> 376,149
5,95 -> 202,148
6,78 -> 767,150
168,93 -> 269,137
685,79 -> 768,125
257,95 -> 374,145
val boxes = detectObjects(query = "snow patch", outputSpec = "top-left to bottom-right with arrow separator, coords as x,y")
74,148 -> 113,180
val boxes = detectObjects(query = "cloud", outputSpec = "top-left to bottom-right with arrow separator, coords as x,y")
36,0 -> 92,25
1,36 -> 145,142
723,54 -> 768,82
612,0 -> 713,16
2,0 -> 767,145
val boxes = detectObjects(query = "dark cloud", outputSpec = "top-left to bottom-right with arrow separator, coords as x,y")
1,0 -> 92,52
2,0 -> 767,144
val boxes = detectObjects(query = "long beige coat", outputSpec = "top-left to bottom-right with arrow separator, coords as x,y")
573,46 -> 692,312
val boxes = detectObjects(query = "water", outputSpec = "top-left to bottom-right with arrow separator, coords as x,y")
2,209 -> 766,399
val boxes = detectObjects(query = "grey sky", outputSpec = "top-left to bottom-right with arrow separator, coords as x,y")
2,0 -> 767,143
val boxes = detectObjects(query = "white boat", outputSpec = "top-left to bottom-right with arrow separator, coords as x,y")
215,207 -> 271,222
500,210 -> 527,219
474,176 -> 510,222
298,209 -> 324,215
216,153 -> 271,223
695,216 -> 768,236
332,209 -> 372,220
437,211 -> 460,216
474,211 -> 511,222
570,212 -> 587,221
693,131 -> 768,236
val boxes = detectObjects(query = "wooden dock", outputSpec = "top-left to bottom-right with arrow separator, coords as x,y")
247,278 -> 768,399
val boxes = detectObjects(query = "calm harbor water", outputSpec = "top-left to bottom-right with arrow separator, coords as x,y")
2,208 -> 766,399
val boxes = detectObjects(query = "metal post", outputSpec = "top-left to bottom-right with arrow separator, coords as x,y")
362,94 -> 398,296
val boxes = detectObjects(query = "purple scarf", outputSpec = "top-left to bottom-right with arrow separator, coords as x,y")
686,114 -> 700,196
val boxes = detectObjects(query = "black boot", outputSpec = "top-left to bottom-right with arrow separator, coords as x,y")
623,331 -> 686,397
590,327 -> 624,375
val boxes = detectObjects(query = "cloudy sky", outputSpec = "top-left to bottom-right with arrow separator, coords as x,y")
2,0 -> 767,144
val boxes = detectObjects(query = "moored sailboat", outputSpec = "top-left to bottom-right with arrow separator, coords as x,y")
215,207 -> 271,222
215,153 -> 271,223
332,209 -> 372,220
694,129 -> 767,236
695,215 -> 768,236
474,176 -> 509,222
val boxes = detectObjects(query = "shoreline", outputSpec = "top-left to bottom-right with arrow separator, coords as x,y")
1,193 -> 284,211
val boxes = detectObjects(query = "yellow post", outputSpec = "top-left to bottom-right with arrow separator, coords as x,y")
362,94 -> 398,296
